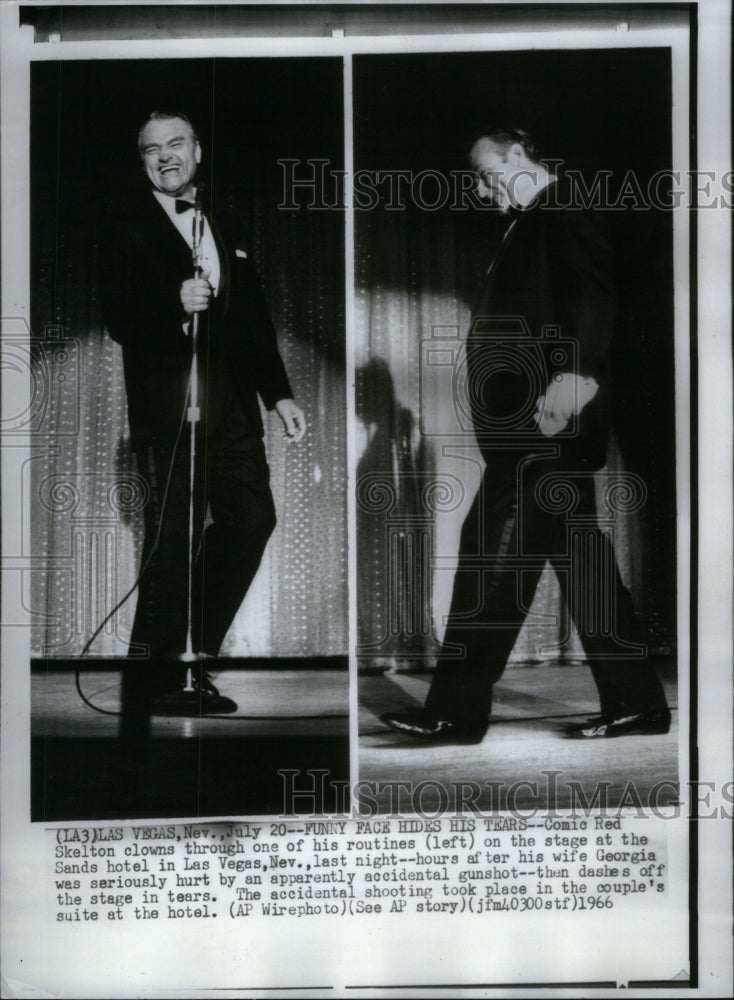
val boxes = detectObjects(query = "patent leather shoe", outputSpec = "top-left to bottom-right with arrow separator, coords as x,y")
566,709 -> 671,739
563,714 -> 611,736
151,669 -> 237,716
380,712 -> 487,745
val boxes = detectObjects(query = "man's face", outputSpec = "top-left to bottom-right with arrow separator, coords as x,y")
139,117 -> 201,198
470,138 -> 520,212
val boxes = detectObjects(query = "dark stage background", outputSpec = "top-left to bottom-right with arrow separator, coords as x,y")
354,49 -> 677,668
31,57 -> 347,658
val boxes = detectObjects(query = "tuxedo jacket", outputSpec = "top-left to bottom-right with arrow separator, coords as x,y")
467,179 -> 616,469
99,187 -> 293,448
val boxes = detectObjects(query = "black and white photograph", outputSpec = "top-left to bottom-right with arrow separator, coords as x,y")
355,47 -> 680,812
1,1 -> 731,997
28,55 -> 348,820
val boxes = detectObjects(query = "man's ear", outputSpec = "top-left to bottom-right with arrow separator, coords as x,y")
195,142 -> 202,164
507,142 -> 525,163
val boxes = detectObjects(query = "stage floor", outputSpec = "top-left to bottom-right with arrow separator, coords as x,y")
32,664 -> 349,822
358,659 -> 680,813
31,659 -> 680,820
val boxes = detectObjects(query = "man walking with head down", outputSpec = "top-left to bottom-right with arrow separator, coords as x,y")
100,111 -> 306,713
382,127 -> 670,743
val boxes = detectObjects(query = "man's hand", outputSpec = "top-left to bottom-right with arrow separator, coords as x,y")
180,274 -> 212,315
275,398 -> 307,442
534,372 -> 599,437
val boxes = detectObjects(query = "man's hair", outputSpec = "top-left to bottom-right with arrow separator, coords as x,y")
137,110 -> 199,151
470,126 -> 544,165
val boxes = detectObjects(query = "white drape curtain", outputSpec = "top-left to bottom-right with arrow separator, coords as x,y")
31,202 -> 347,658
355,207 -> 643,671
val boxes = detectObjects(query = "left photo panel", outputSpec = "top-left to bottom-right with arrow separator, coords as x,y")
28,57 -> 347,820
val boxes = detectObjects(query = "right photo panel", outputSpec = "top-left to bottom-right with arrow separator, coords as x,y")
354,48 -> 680,813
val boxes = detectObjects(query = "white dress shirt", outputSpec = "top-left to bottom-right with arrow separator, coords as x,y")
153,189 -> 221,296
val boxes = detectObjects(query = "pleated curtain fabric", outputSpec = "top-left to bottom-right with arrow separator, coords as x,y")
31,189 -> 347,658
31,177 -> 669,667
354,204 -> 649,672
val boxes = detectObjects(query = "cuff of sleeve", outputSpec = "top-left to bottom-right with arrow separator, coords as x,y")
261,385 -> 294,411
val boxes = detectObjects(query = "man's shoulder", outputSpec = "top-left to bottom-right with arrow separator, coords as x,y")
535,180 -> 612,246
207,193 -> 255,251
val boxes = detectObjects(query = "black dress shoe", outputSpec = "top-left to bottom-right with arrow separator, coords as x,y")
380,712 -> 487,745
563,715 -> 612,736
151,671 -> 237,716
567,709 -> 671,739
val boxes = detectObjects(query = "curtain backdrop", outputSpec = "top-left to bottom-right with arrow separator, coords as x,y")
353,49 -> 677,673
355,204 -> 675,672
32,203 -> 346,658
30,58 -> 347,658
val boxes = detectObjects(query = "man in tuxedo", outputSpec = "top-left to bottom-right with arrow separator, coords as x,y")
101,111 -> 306,713
382,126 -> 670,743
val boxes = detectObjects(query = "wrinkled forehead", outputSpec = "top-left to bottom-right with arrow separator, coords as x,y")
139,116 -> 196,148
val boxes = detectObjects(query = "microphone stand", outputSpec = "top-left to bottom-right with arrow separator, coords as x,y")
179,201 -> 204,697
153,198 -> 234,716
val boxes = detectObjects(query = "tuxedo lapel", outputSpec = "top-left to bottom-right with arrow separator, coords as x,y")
137,192 -> 195,277
474,214 -> 523,315
146,192 -> 232,314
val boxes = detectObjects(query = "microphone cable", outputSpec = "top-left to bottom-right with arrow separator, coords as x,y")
74,362 -> 194,716
76,197 -> 207,715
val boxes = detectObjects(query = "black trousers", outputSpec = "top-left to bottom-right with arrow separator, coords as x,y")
424,450 -> 668,724
129,427 -> 276,660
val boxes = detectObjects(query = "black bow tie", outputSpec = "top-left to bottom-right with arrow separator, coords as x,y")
175,199 -> 196,214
